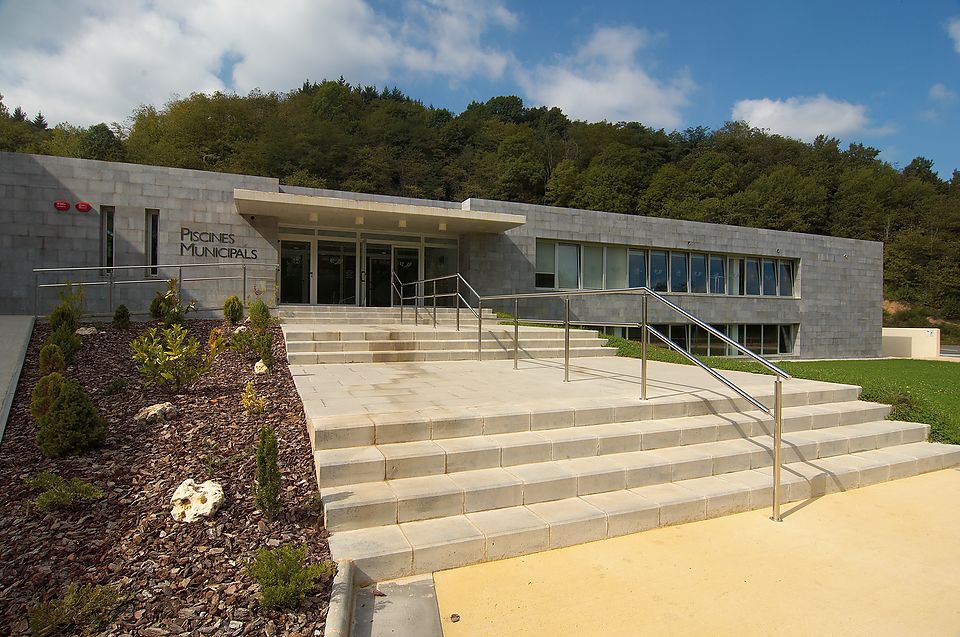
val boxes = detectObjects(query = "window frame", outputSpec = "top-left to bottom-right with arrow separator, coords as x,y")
100,205 -> 115,273
145,208 -> 160,277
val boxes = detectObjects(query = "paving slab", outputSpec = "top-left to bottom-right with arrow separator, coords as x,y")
351,575 -> 443,637
0,316 -> 33,441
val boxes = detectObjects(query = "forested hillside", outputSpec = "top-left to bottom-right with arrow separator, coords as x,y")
2,79 -> 958,318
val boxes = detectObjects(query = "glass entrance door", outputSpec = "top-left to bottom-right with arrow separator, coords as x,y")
279,240 -> 311,304
316,240 -> 357,304
393,247 -> 419,305
364,243 -> 392,307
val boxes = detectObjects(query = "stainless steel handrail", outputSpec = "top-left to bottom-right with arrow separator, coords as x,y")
479,285 -> 788,523
394,273 -> 481,330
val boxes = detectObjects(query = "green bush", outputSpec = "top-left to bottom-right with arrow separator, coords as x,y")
36,378 -> 106,458
231,329 -> 274,368
149,278 -> 195,326
254,425 -> 281,519
28,583 -> 122,636
247,543 -> 334,611
224,295 -> 243,325
31,372 -> 67,421
249,298 -> 272,333
24,471 -> 104,512
48,305 -> 77,334
242,382 -> 268,415
48,283 -> 85,333
112,304 -> 130,329
149,294 -> 164,320
39,343 -> 66,376
130,324 -> 226,393
46,323 -> 81,365
102,377 -> 128,396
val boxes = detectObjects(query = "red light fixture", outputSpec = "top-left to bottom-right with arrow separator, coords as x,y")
75,201 -> 93,213
54,200 -> 70,211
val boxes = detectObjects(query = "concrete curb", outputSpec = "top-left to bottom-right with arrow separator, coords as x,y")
324,559 -> 355,637
0,316 -> 34,442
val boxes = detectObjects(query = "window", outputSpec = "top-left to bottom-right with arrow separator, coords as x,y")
779,324 -> 795,353
779,261 -> 794,297
762,259 -> 778,296
557,243 -> 580,289
728,257 -> 744,295
628,250 -> 647,288
145,208 -> 159,276
669,324 -> 688,351
690,253 -> 707,293
690,324 -> 709,355
583,245 -> 604,289
670,252 -> 688,293
745,324 -> 763,352
605,246 -> 627,289
535,239 -> 556,288
649,251 -> 668,291
744,258 -> 761,295
100,205 -> 115,270
709,255 -> 725,294
762,324 -> 779,355
708,324 -> 727,356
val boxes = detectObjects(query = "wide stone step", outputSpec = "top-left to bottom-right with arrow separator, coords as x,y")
288,346 -> 618,365
281,317 -> 491,325
317,419 -> 925,530
327,441 -> 960,583
285,335 -> 606,353
307,387 -> 867,451
283,328 -> 600,342
313,401 -> 893,481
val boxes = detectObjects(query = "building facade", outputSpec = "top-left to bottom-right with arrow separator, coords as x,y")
0,151 -> 883,358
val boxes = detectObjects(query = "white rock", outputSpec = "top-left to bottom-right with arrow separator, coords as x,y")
254,359 -> 268,375
171,479 -> 224,523
233,324 -> 248,334
134,402 -> 178,424
75,326 -> 98,336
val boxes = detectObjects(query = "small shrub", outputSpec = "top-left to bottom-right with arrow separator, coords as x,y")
249,298 -> 272,333
36,378 -> 107,458
24,471 -> 104,512
130,324 -> 226,393
112,304 -> 130,329
150,278 -> 195,326
242,382 -> 268,415
247,543 -> 335,611
48,283 -> 85,333
28,583 -> 122,636
30,372 -> 67,421
46,323 -> 81,364
254,425 -> 281,519
149,294 -> 163,320
102,377 -> 127,396
231,329 -> 274,368
49,304 -> 77,334
224,295 -> 243,325
39,343 -> 66,375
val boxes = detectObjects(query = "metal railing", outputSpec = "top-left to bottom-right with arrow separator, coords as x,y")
33,262 -> 279,318
478,286 -> 792,523
393,272 -> 481,331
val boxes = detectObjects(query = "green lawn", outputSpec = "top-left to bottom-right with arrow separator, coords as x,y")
606,335 -> 960,445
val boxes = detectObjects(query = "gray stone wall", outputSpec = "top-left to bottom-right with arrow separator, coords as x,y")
459,199 -> 883,359
0,152 -> 280,317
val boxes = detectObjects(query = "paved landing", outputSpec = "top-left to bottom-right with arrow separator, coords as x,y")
0,316 -> 34,440
433,468 -> 960,637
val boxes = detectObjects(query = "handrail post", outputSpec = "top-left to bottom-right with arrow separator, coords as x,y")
513,299 -> 519,370
34,272 -> 39,319
108,268 -> 115,315
641,294 -> 648,401
400,282 -> 404,324
177,265 -> 183,298
773,377 -> 783,522
242,263 -> 247,305
456,277 -> 460,332
432,280 -> 437,328
477,299 -> 483,361
564,297 -> 570,382
414,282 -> 419,326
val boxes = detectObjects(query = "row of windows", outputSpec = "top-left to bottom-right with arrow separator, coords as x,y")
535,240 -> 796,297
608,323 -> 796,356
98,206 -> 160,274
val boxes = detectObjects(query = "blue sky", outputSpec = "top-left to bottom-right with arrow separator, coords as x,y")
1,0 -> 958,176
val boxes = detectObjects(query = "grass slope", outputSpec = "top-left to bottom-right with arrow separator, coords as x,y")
606,336 -> 960,445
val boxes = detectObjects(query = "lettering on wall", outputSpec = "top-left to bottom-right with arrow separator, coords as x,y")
180,227 -> 258,260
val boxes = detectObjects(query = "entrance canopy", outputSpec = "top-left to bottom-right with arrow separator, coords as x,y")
234,189 -> 526,234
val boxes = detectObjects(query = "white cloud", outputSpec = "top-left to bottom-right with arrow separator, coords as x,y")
731,95 -> 894,141
0,0 -> 515,126
948,17 -> 960,53
517,26 -> 694,128
929,82 -> 957,103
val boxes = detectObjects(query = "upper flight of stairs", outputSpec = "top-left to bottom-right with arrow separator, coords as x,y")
316,383 -> 960,583
279,305 -> 616,364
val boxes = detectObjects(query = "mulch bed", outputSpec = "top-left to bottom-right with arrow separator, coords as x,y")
0,319 -> 332,636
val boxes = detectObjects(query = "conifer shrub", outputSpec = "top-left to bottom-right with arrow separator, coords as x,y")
28,583 -> 122,636
246,543 -> 334,611
242,382 -> 268,415
35,378 -> 107,458
249,298 -> 272,333
48,304 -> 77,334
48,284 -> 84,333
149,294 -> 164,320
223,295 -> 243,325
230,329 -> 274,369
131,324 -> 226,392
112,304 -> 130,329
39,343 -> 66,376
24,471 -> 104,512
47,323 -> 81,365
101,377 -> 128,396
254,425 -> 281,519
30,372 -> 66,421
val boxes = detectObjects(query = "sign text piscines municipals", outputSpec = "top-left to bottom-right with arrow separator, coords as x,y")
180,227 -> 258,260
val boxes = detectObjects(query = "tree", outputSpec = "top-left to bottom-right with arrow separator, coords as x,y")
79,123 -> 125,161
32,112 -> 48,130
12,106 -> 27,122
902,156 -> 940,186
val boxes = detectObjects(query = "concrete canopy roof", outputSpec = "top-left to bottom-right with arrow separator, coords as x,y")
233,189 -> 526,234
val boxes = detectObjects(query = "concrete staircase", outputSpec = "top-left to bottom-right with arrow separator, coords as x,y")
317,383 -> 960,583
280,306 -> 616,364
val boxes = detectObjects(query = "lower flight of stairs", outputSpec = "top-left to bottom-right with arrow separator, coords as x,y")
316,385 -> 960,583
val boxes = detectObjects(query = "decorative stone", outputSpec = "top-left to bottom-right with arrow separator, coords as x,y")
254,359 -> 268,375
234,324 -> 248,334
135,402 -> 178,424
171,479 -> 224,523
75,326 -> 98,336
